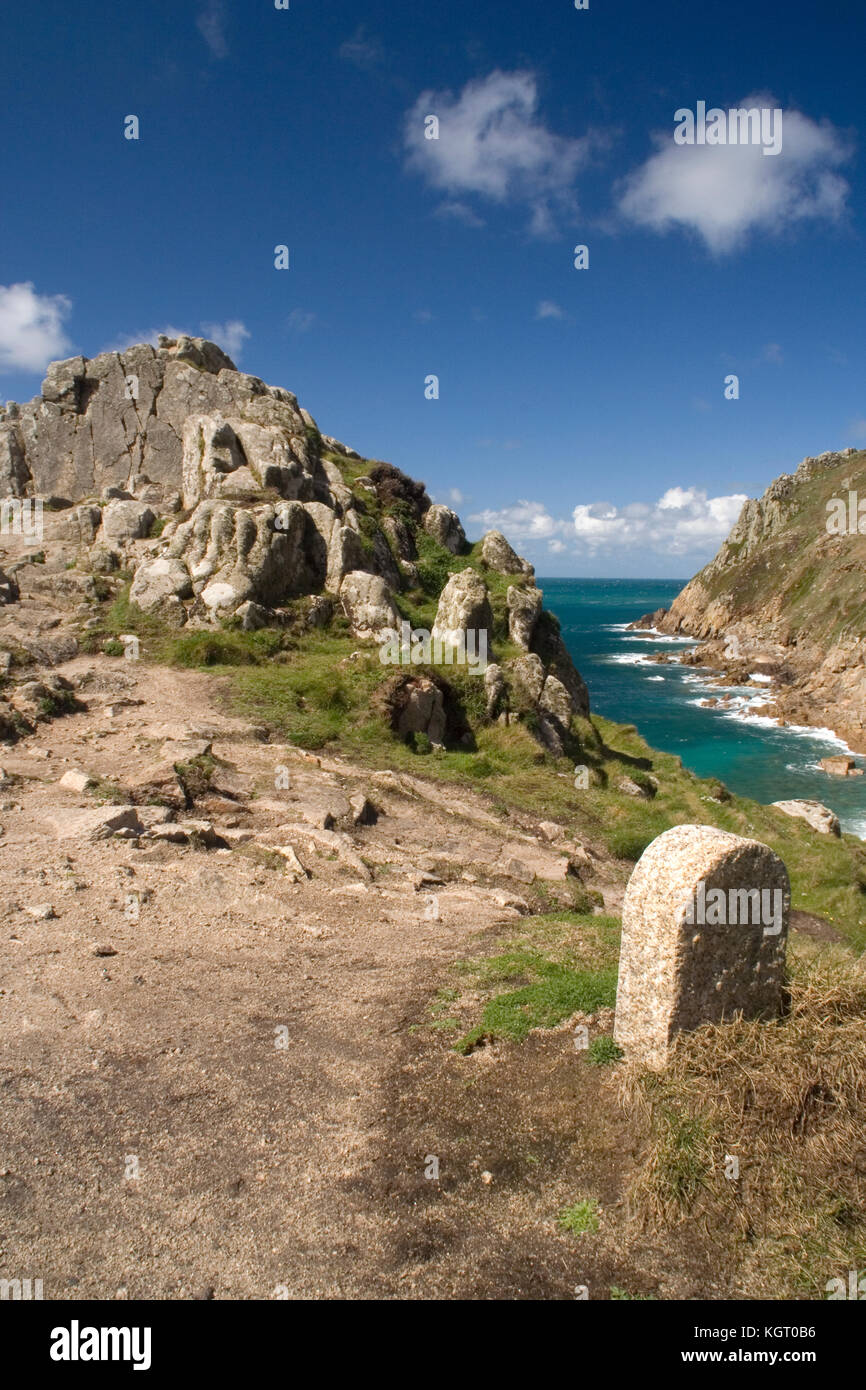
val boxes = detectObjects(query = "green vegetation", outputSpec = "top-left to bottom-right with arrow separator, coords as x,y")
37,688 -> 79,719
442,912 -> 621,1053
691,449 -> 866,650
455,960 -> 618,1053
587,1035 -> 623,1066
557,1198 -> 600,1235
80,578 -> 866,947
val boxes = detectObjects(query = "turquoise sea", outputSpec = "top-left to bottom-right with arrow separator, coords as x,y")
541,578 -> 866,838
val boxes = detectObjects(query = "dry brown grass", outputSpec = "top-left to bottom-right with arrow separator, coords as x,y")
619,948 -> 866,1297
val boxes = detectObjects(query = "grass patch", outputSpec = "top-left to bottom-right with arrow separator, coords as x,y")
447,912 -> 621,1053
89,777 -> 129,804
37,688 -> 80,719
166,629 -> 291,667
557,1198 -> 600,1235
587,1035 -> 624,1067
232,842 -> 286,873
173,753 -> 216,802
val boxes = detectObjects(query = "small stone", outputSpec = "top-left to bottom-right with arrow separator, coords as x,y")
272,845 -> 310,881
60,769 -> 95,793
26,903 -> 57,920
538,821 -> 563,842
93,943 -> 118,957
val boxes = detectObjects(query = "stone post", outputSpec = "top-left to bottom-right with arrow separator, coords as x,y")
613,825 -> 790,1068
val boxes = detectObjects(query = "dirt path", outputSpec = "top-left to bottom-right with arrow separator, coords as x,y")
2,656 -> 663,1299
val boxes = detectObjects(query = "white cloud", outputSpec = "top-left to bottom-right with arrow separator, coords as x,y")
0,282 -> 73,372
762,341 -> 784,364
572,487 -> 748,554
848,418 -> 866,443
619,98 -> 852,253
103,325 -> 189,353
471,487 -> 748,559
448,488 -> 466,505
286,309 -> 316,335
339,27 -> 384,69
197,1 -> 228,59
201,319 -> 250,359
434,200 -> 485,229
404,70 -> 593,235
469,500 -> 569,542
536,300 -> 565,320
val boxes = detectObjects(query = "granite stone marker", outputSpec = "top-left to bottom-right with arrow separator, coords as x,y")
614,824 -> 790,1068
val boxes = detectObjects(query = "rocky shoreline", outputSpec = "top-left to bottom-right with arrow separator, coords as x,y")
628,446 -> 866,757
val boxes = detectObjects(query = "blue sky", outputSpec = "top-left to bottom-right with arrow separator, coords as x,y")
1,0 -> 863,576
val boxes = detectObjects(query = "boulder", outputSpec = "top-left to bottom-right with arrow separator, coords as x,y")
820,755 -> 862,777
59,769 -> 95,793
480,530 -> 533,576
44,805 -> 145,841
98,500 -> 155,546
423,504 -> 466,554
382,515 -> 417,562
506,653 -> 546,706
339,571 -> 400,640
391,676 -> 447,747
431,569 -> 492,651
507,585 -> 542,650
483,662 -> 506,718
771,800 -> 842,836
130,555 -> 193,612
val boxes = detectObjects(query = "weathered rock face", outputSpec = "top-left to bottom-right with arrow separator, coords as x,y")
648,447 -> 866,753
614,825 -> 790,1069
0,334 -> 593,717
507,585 -> 542,650
431,569 -> 492,648
481,530 -> 533,577
528,610 -> 591,718
339,571 -> 400,640
0,335 -> 325,505
423,504 -> 466,555
166,500 -> 326,615
181,413 -> 328,510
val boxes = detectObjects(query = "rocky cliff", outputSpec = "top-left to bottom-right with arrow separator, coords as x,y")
642,447 -> 866,752
0,335 -> 588,754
